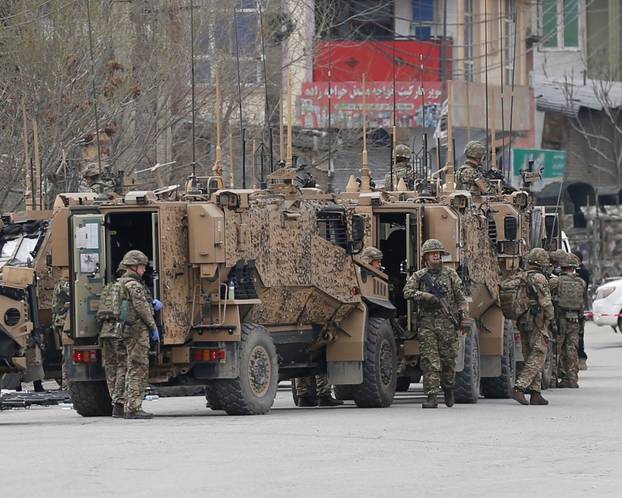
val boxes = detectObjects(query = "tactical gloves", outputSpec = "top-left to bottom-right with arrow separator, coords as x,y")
150,328 -> 160,343
153,299 -> 163,312
416,291 -> 438,304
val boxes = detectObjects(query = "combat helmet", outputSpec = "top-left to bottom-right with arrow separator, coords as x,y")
120,250 -> 149,268
361,246 -> 383,264
82,162 -> 101,178
464,141 -> 486,161
421,239 -> 448,255
564,253 -> 580,268
526,247 -> 549,268
549,249 -> 567,267
395,144 -> 411,160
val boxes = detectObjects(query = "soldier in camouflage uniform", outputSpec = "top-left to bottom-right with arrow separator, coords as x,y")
295,375 -> 343,407
384,144 -> 413,189
403,239 -> 468,408
548,253 -> 585,388
52,276 -> 70,388
512,248 -> 555,405
80,162 -> 116,196
360,246 -> 383,268
455,141 -> 494,195
117,250 -> 159,419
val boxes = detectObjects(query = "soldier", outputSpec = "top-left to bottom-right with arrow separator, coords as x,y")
52,275 -> 70,389
573,250 -> 590,370
549,249 -> 567,276
403,239 -> 468,408
455,141 -> 494,195
384,144 -> 412,189
511,248 -> 555,405
549,254 -> 586,388
295,375 -> 343,407
360,246 -> 383,269
117,250 -> 160,419
80,162 -> 116,196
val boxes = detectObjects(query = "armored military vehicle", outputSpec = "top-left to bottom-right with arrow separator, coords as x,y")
62,173 -> 397,416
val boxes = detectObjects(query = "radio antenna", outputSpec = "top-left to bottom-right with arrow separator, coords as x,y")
214,69 -> 223,177
390,39 -> 397,190
484,0 -> 490,170
327,37 -> 334,192
189,0 -> 197,179
360,74 -> 371,192
257,0 -> 272,177
233,6 -> 246,187
286,70 -> 293,167
85,0 -> 103,176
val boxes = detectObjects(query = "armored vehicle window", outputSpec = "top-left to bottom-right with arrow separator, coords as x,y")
0,239 -> 20,266
316,209 -> 348,249
14,237 -> 38,264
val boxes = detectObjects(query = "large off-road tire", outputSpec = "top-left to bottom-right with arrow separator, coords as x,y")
480,320 -> 516,398
454,323 -> 480,404
205,382 -> 224,410
215,323 -> 278,415
334,385 -> 355,401
352,317 -> 397,408
69,381 -> 112,417
395,376 -> 411,392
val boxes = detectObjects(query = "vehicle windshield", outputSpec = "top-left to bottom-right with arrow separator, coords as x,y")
0,236 -> 40,269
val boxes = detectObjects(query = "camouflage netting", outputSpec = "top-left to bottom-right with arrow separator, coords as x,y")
462,209 -> 500,299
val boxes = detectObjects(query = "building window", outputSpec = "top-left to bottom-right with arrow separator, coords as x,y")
542,0 -> 579,49
411,0 -> 434,40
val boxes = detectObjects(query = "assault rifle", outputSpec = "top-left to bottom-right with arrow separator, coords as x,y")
420,273 -> 460,327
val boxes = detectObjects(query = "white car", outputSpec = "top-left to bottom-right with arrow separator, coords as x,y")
591,278 -> 622,330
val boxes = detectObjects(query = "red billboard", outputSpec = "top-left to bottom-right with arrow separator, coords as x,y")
313,40 -> 450,83
299,81 -> 443,129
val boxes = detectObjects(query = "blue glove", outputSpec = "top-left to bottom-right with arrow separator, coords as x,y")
153,299 -> 163,312
150,329 -> 160,343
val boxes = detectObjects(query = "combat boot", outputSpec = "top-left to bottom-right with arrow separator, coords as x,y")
33,380 -> 45,392
443,388 -> 454,407
529,392 -> 549,405
548,379 -> 558,388
112,403 -> 124,418
124,409 -> 154,419
422,394 -> 438,408
558,380 -> 579,388
578,358 -> 587,370
511,386 -> 529,405
318,395 -> 344,407
297,396 -> 318,407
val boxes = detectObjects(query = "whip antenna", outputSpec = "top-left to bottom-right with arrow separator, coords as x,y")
85,0 -> 103,176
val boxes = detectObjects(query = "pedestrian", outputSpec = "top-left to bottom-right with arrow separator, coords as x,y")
511,248 -> 555,405
403,239 -> 469,408
455,141 -> 494,195
549,253 -> 586,388
116,250 -> 160,419
573,250 -> 590,370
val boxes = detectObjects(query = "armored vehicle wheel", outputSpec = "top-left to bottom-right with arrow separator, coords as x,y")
334,385 -> 354,401
205,382 -> 224,410
352,317 -> 397,408
454,323 -> 480,404
395,376 -> 411,392
69,381 -> 112,417
216,323 -> 278,415
480,320 -> 516,398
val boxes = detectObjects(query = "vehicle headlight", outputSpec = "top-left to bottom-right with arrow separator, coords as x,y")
595,287 -> 615,300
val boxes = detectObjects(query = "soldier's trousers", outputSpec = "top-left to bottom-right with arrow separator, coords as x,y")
101,337 -> 127,405
516,324 -> 548,393
554,316 -> 580,383
124,330 -> 150,412
295,374 -> 331,398
418,317 -> 459,395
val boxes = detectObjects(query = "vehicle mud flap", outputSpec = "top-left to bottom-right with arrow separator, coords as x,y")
214,323 -> 278,415
352,317 -> 397,408
480,320 -> 516,398
454,322 -> 480,404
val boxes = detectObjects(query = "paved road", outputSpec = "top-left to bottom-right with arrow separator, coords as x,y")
3,322 -> 622,498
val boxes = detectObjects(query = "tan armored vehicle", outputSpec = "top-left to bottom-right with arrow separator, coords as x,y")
62,174 -> 398,415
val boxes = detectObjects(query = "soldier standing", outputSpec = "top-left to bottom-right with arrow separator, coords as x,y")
117,250 -> 160,419
384,144 -> 413,189
80,162 -> 116,196
52,275 -> 70,389
549,254 -> 586,388
573,250 -> 590,370
511,248 -> 555,405
403,239 -> 468,408
455,141 -> 494,195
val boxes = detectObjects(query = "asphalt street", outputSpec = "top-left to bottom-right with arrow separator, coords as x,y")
2,322 -> 622,498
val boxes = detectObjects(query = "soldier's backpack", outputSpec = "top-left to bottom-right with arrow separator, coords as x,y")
499,272 -> 534,320
557,274 -> 585,311
96,279 -> 130,328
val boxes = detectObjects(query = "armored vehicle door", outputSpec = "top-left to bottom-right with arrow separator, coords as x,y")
70,214 -> 106,339
405,210 -> 422,335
